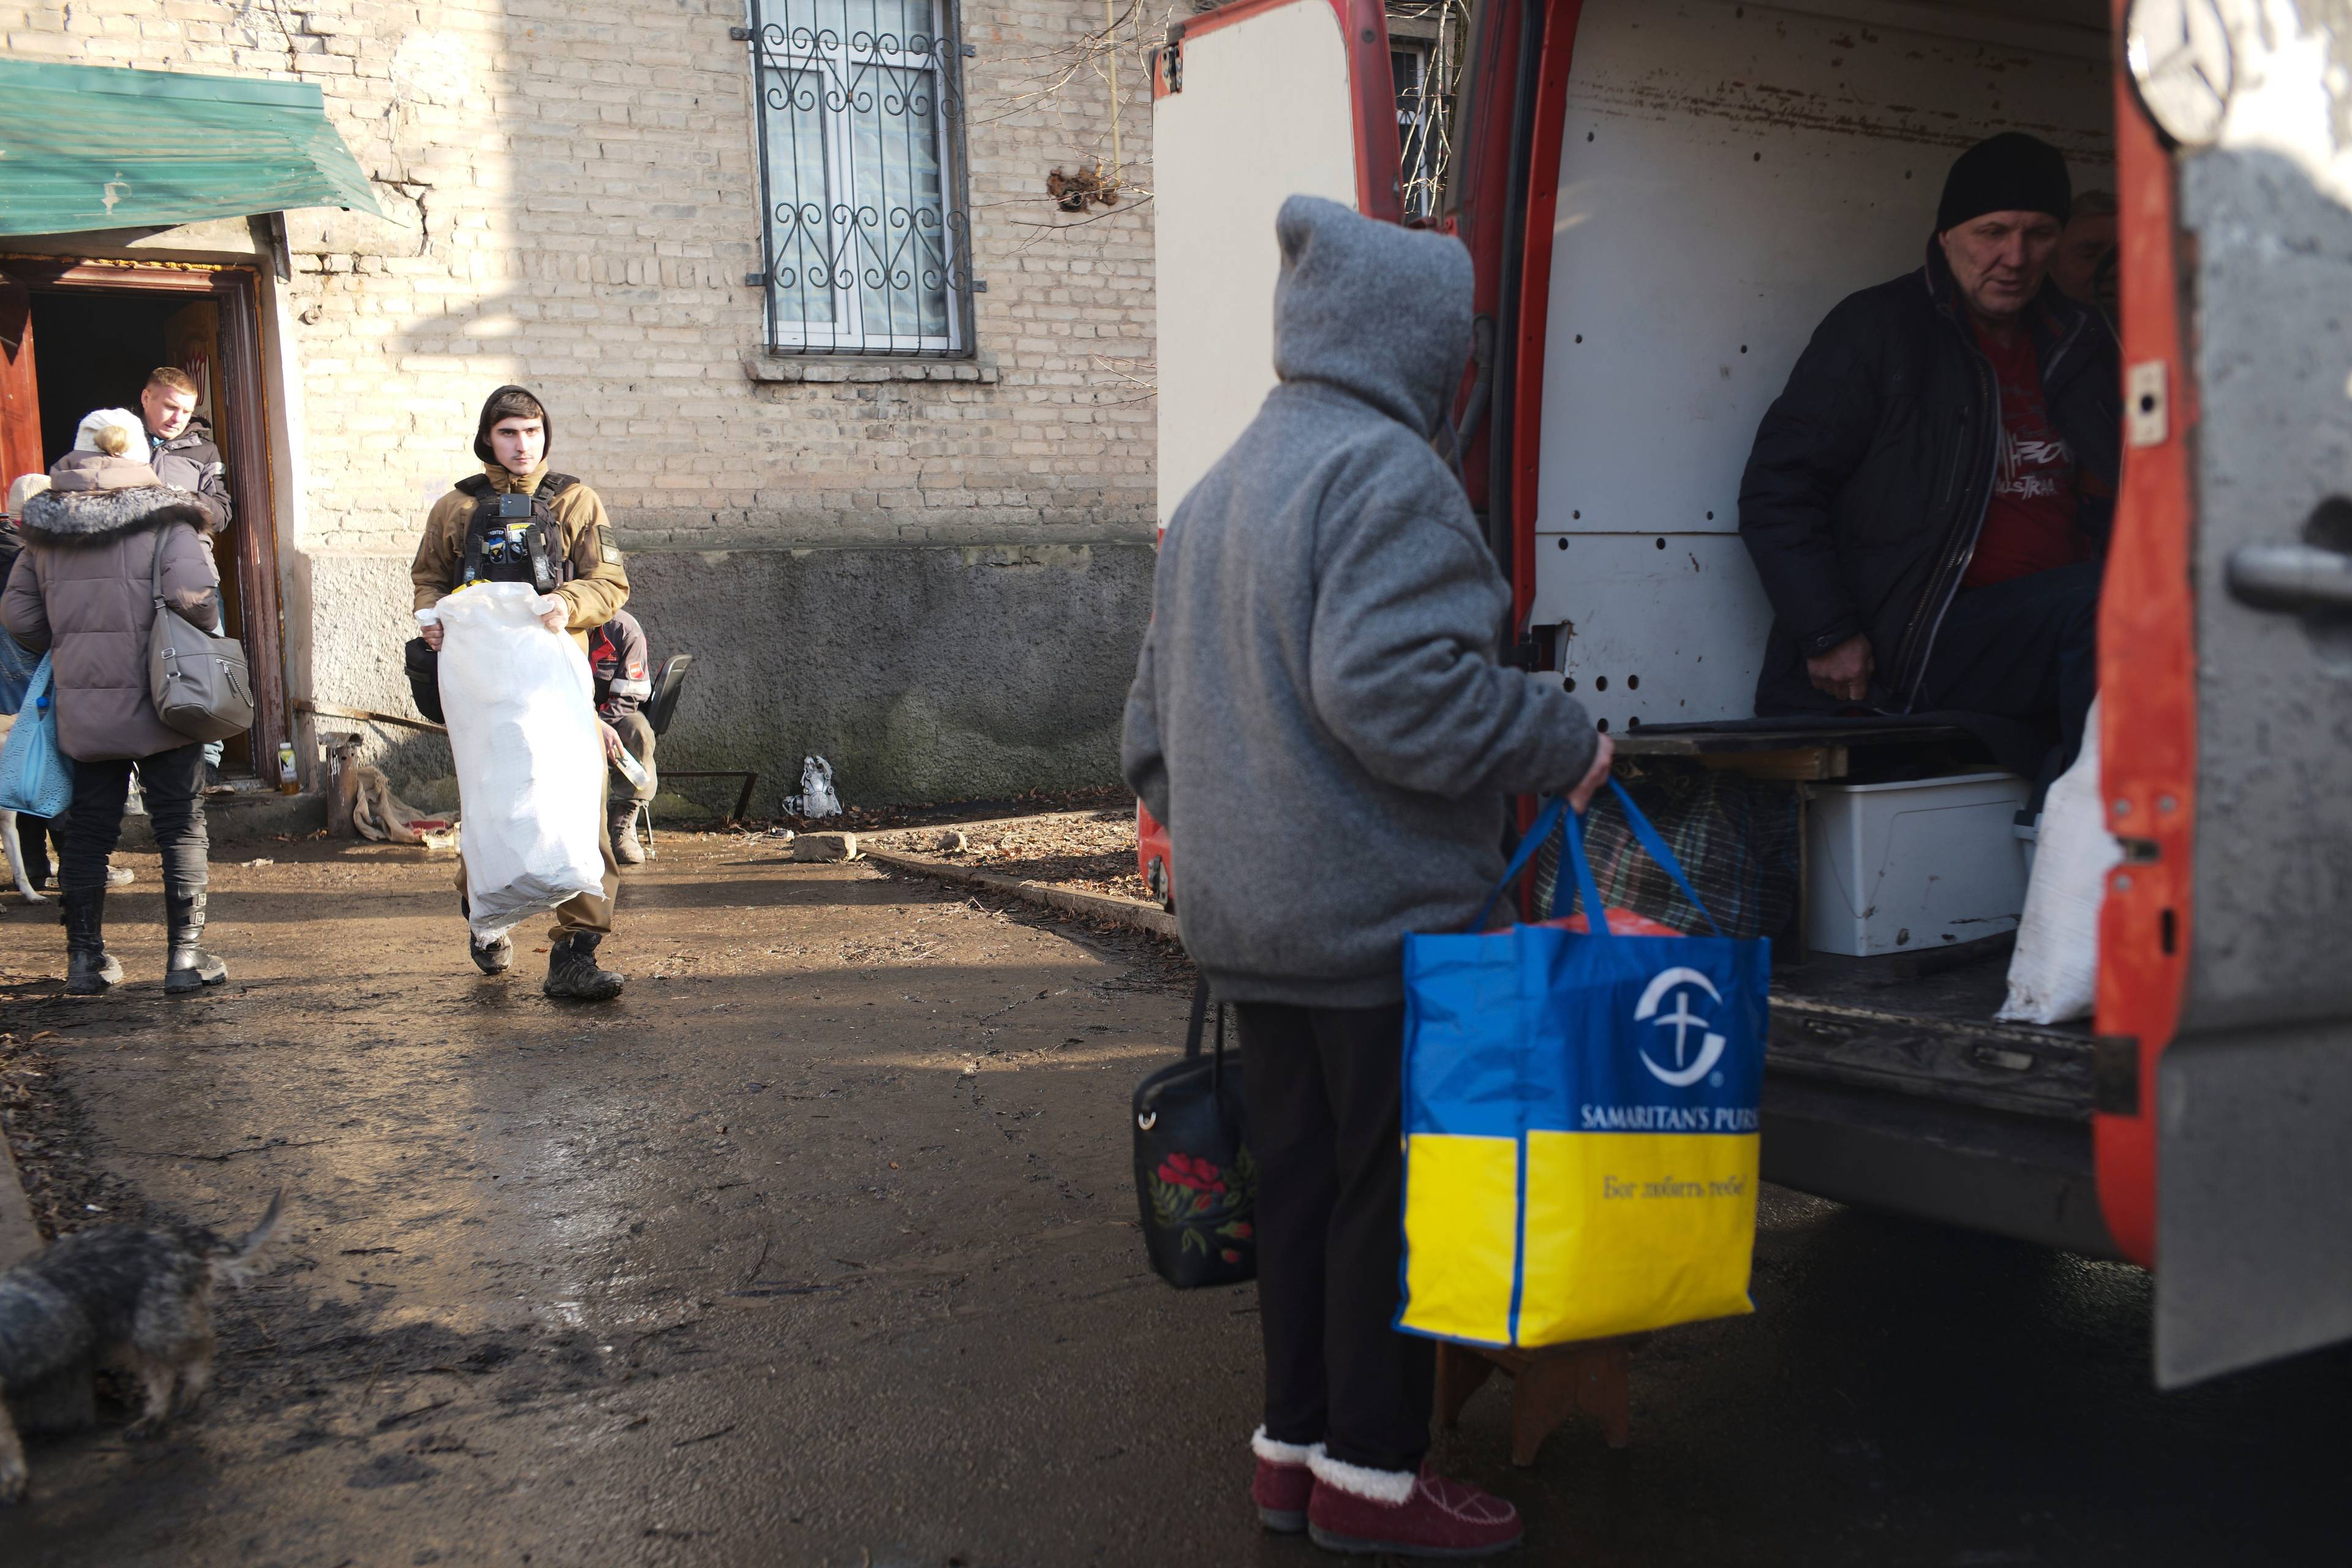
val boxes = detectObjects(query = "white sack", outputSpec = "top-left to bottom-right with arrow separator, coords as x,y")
1997,697 -> 2120,1025
427,584 -> 606,942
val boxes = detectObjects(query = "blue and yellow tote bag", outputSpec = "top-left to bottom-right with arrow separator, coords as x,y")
1398,782 -> 1769,1347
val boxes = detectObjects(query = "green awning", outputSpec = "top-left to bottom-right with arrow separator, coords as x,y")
0,61 -> 383,237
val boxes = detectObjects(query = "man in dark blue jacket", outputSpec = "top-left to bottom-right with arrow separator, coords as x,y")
1739,132 -> 2120,792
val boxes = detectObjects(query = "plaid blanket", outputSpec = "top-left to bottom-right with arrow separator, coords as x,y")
1534,766 -> 1800,942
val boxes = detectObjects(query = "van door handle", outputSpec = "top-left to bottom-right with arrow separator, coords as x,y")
2225,544 -> 2352,611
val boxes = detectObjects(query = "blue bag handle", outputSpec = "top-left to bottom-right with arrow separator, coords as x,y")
1468,795 -> 1567,932
1561,778 -> 1725,940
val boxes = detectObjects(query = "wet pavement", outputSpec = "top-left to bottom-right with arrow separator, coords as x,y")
0,835 -> 2345,1567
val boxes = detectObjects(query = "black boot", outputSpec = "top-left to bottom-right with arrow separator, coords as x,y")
163,888 -> 228,996
61,889 -> 123,995
544,932 -> 624,1001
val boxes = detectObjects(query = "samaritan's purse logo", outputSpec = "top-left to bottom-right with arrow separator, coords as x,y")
1634,967 -> 1728,1087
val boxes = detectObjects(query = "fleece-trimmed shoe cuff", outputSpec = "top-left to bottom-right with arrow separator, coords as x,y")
1308,1448 -> 1418,1506
1251,1426 -> 1322,1467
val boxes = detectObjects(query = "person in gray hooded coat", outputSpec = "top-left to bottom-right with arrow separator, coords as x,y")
1121,195 -> 1610,1556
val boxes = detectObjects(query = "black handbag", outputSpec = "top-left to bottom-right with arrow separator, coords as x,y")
403,636 -> 445,725
1133,981 -> 1256,1288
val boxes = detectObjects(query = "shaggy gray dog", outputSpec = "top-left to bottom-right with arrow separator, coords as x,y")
0,1193 -> 281,1504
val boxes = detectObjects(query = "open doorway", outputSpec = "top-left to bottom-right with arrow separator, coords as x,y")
1,261 -> 283,784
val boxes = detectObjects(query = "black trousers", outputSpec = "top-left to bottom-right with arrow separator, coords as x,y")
61,742 -> 207,902
1235,999 -> 1433,1474
1917,560 -> 2100,801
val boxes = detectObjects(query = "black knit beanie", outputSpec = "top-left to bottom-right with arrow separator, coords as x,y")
1936,133 -> 2071,233
473,384 -> 551,464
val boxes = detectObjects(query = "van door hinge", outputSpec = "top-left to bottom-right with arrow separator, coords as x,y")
2094,1035 -> 2142,1117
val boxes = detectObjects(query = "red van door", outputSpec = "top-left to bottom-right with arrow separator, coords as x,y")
2107,2 -> 2352,1387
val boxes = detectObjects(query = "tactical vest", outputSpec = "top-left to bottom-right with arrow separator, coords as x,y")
455,471 -> 581,595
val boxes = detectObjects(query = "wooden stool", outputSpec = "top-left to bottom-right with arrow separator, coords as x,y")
1434,1336 -> 1640,1466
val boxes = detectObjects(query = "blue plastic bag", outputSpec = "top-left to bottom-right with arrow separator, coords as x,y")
1397,780 -> 1770,1347
0,654 -> 74,818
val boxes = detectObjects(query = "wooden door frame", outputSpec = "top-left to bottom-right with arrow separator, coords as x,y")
0,255 -> 289,785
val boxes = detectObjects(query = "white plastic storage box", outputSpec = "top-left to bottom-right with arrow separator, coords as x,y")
1805,772 -> 2032,957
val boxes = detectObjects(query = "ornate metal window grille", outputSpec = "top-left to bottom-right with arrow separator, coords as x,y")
748,0 -> 973,356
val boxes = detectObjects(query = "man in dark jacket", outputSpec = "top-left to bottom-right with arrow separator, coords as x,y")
1738,132 -> 2120,791
141,366 -> 236,790
1122,195 -> 1610,1558
589,609 -> 656,863
141,368 -> 233,533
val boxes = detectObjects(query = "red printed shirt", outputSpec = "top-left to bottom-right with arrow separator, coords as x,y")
1964,322 -> 2082,589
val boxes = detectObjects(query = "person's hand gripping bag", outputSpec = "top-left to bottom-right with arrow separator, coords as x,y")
426,582 -> 606,942
1397,781 -> 1770,1348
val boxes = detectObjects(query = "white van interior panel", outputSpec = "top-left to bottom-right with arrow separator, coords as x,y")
1531,0 -> 2114,731
1153,0 -> 1362,527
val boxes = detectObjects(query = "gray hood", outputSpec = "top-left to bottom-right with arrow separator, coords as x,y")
1272,195 -> 1473,438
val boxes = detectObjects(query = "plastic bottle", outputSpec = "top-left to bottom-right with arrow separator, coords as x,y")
277,741 -> 299,793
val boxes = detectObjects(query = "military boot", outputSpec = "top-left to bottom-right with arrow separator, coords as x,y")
61,889 -> 123,995
609,801 -> 646,866
544,932 -> 624,1001
163,888 -> 230,996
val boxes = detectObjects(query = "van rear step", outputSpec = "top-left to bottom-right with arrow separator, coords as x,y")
1760,948 -> 2111,1257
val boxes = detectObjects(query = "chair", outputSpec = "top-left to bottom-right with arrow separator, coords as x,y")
644,653 -> 693,739
623,655 -> 760,856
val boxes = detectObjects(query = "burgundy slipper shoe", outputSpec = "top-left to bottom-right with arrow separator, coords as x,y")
1251,1427 -> 1319,1532
1306,1452 -> 1523,1558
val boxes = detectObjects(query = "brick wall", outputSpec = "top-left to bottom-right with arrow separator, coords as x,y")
1,0 -> 1158,554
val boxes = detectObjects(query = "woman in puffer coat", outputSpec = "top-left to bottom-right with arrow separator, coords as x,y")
1,412 -> 227,995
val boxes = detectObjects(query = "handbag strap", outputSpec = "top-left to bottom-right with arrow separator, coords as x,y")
1469,794 -> 1568,932
1562,778 -> 1726,940
148,521 -> 172,610
1182,978 -> 1231,1096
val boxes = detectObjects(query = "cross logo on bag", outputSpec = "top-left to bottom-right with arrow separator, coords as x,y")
1634,967 -> 1729,1088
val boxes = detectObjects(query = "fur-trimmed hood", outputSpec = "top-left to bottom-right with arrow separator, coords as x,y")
18,485 -> 213,548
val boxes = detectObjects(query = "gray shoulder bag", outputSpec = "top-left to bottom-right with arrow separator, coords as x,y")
146,522 -> 254,742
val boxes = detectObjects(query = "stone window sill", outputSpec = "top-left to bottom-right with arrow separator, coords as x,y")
744,353 -> 1000,385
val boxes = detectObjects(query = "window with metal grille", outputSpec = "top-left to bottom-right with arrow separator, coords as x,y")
747,0 -> 973,355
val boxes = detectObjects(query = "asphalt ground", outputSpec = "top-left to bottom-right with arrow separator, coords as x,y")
0,835 -> 2344,1567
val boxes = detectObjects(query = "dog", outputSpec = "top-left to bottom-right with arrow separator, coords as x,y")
0,806 -> 39,904
0,712 -> 42,904
0,1193 -> 281,1504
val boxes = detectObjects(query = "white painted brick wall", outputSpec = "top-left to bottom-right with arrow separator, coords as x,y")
2,0 -> 1158,553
